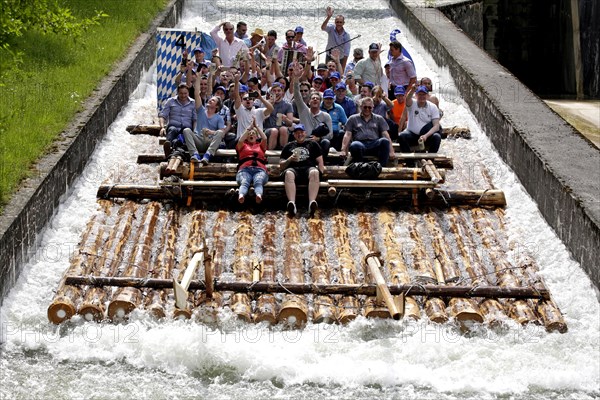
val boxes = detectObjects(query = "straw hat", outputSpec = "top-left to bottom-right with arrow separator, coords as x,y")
251,28 -> 265,38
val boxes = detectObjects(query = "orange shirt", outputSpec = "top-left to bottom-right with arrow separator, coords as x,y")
390,99 -> 406,125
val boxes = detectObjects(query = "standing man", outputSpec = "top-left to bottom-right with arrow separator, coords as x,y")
353,43 -> 384,87
280,124 -> 325,217
388,41 -> 416,97
321,6 -> 351,70
159,83 -> 197,144
210,21 -> 249,68
341,97 -> 395,167
234,21 -> 248,40
398,84 -> 441,154
232,72 -> 274,142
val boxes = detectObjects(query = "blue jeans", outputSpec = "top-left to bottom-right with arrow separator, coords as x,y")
349,138 -> 391,166
236,167 -> 269,197
398,130 -> 441,153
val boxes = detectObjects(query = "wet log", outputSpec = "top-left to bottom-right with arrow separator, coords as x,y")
108,203 -> 161,321
406,213 -> 448,323
358,213 -> 392,319
378,211 -> 421,320
277,217 -> 308,327
360,240 -> 401,320
332,210 -> 359,323
196,211 -> 227,324
48,200 -> 112,324
446,208 -> 508,327
144,208 -> 179,319
423,212 -> 484,327
231,212 -> 254,322
78,201 -> 138,322
420,160 -> 443,184
254,215 -> 278,324
307,218 -> 337,323
470,208 -> 537,325
65,277 -> 548,299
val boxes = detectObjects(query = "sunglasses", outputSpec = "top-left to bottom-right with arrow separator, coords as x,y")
242,97 -> 252,101
362,105 -> 373,109
224,28 -> 233,32
286,35 -> 295,39
300,89 -> 309,92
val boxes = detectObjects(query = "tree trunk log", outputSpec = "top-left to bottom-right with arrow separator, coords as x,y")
231,212 -> 254,322
307,218 -> 337,324
254,215 -> 278,324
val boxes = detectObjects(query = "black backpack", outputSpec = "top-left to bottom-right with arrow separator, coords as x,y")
345,161 -> 382,179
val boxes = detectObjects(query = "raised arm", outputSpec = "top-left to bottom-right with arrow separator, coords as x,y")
321,6 -> 333,31
233,71 -> 242,110
257,90 -> 274,118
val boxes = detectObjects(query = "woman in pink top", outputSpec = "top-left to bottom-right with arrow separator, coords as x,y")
235,118 -> 269,203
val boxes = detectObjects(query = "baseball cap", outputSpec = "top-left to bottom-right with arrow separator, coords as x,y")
363,81 -> 374,89
295,26 -> 304,33
239,84 -> 249,93
394,86 -> 406,96
293,123 -> 305,132
317,63 -> 327,70
323,89 -> 335,99
368,43 -> 379,52
330,72 -> 341,80
353,48 -> 364,57
415,85 -> 429,94
335,82 -> 347,91
193,47 -> 204,54
313,75 -> 324,82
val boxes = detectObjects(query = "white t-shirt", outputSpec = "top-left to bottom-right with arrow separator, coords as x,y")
406,100 -> 440,134
235,105 -> 269,139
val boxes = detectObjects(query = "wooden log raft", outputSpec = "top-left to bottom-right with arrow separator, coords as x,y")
48,200 -> 112,324
423,211 -> 484,327
406,213 -> 448,323
231,212 -> 254,322
277,217 -> 308,327
254,215 -> 278,324
78,201 -> 137,322
378,211 -> 421,320
108,202 -> 161,321
332,210 -> 360,323
308,217 -> 337,323
144,207 -> 179,319
446,208 -> 508,327
470,208 -> 538,325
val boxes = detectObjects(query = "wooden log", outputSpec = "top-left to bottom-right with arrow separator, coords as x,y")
78,201 -> 138,322
470,208 -> 537,325
108,202 -> 161,321
446,208 -> 508,327
406,213 -> 448,323
231,212 -> 254,322
327,179 -> 436,189
277,217 -> 308,327
127,124 -> 161,135
195,211 -> 227,324
307,218 -> 337,323
65,276 -> 548,299
378,211 -> 421,320
360,240 -> 401,320
420,160 -> 443,184
254,215 -> 278,324
170,163 -> 443,182
423,211 -> 484,327
138,150 -> 455,168
48,200 -> 113,324
332,210 -> 360,323
144,208 -> 179,319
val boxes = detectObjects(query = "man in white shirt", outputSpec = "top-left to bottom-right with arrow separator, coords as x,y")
210,21 -> 249,68
353,43 -> 384,86
232,72 -> 274,142
398,84 -> 441,154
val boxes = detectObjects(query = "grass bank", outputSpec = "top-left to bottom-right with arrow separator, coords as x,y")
0,0 -> 168,211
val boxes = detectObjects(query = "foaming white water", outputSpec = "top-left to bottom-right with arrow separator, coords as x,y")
1,1 -> 598,399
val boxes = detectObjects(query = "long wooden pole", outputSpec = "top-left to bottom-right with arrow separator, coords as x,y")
360,241 -> 401,320
64,276 -> 548,299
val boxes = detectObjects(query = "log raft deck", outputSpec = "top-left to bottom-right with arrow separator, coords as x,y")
47,124 -> 567,333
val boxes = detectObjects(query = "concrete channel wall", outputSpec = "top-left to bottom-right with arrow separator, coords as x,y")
390,1 -> 600,287
0,0 -> 185,306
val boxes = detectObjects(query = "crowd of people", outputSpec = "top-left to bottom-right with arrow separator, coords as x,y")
158,6 -> 444,216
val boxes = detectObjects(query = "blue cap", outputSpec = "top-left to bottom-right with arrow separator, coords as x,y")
394,86 -> 406,96
193,47 -> 204,54
330,72 -> 341,80
271,82 -> 284,89
323,89 -> 335,99
295,26 -> 304,33
363,81 -> 374,89
214,86 -> 227,94
239,84 -> 249,93
313,75 -> 324,82
335,82 -> 346,91
415,85 -> 429,94
293,123 -> 305,132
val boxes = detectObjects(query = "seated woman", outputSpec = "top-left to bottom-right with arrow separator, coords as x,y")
235,118 -> 269,204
